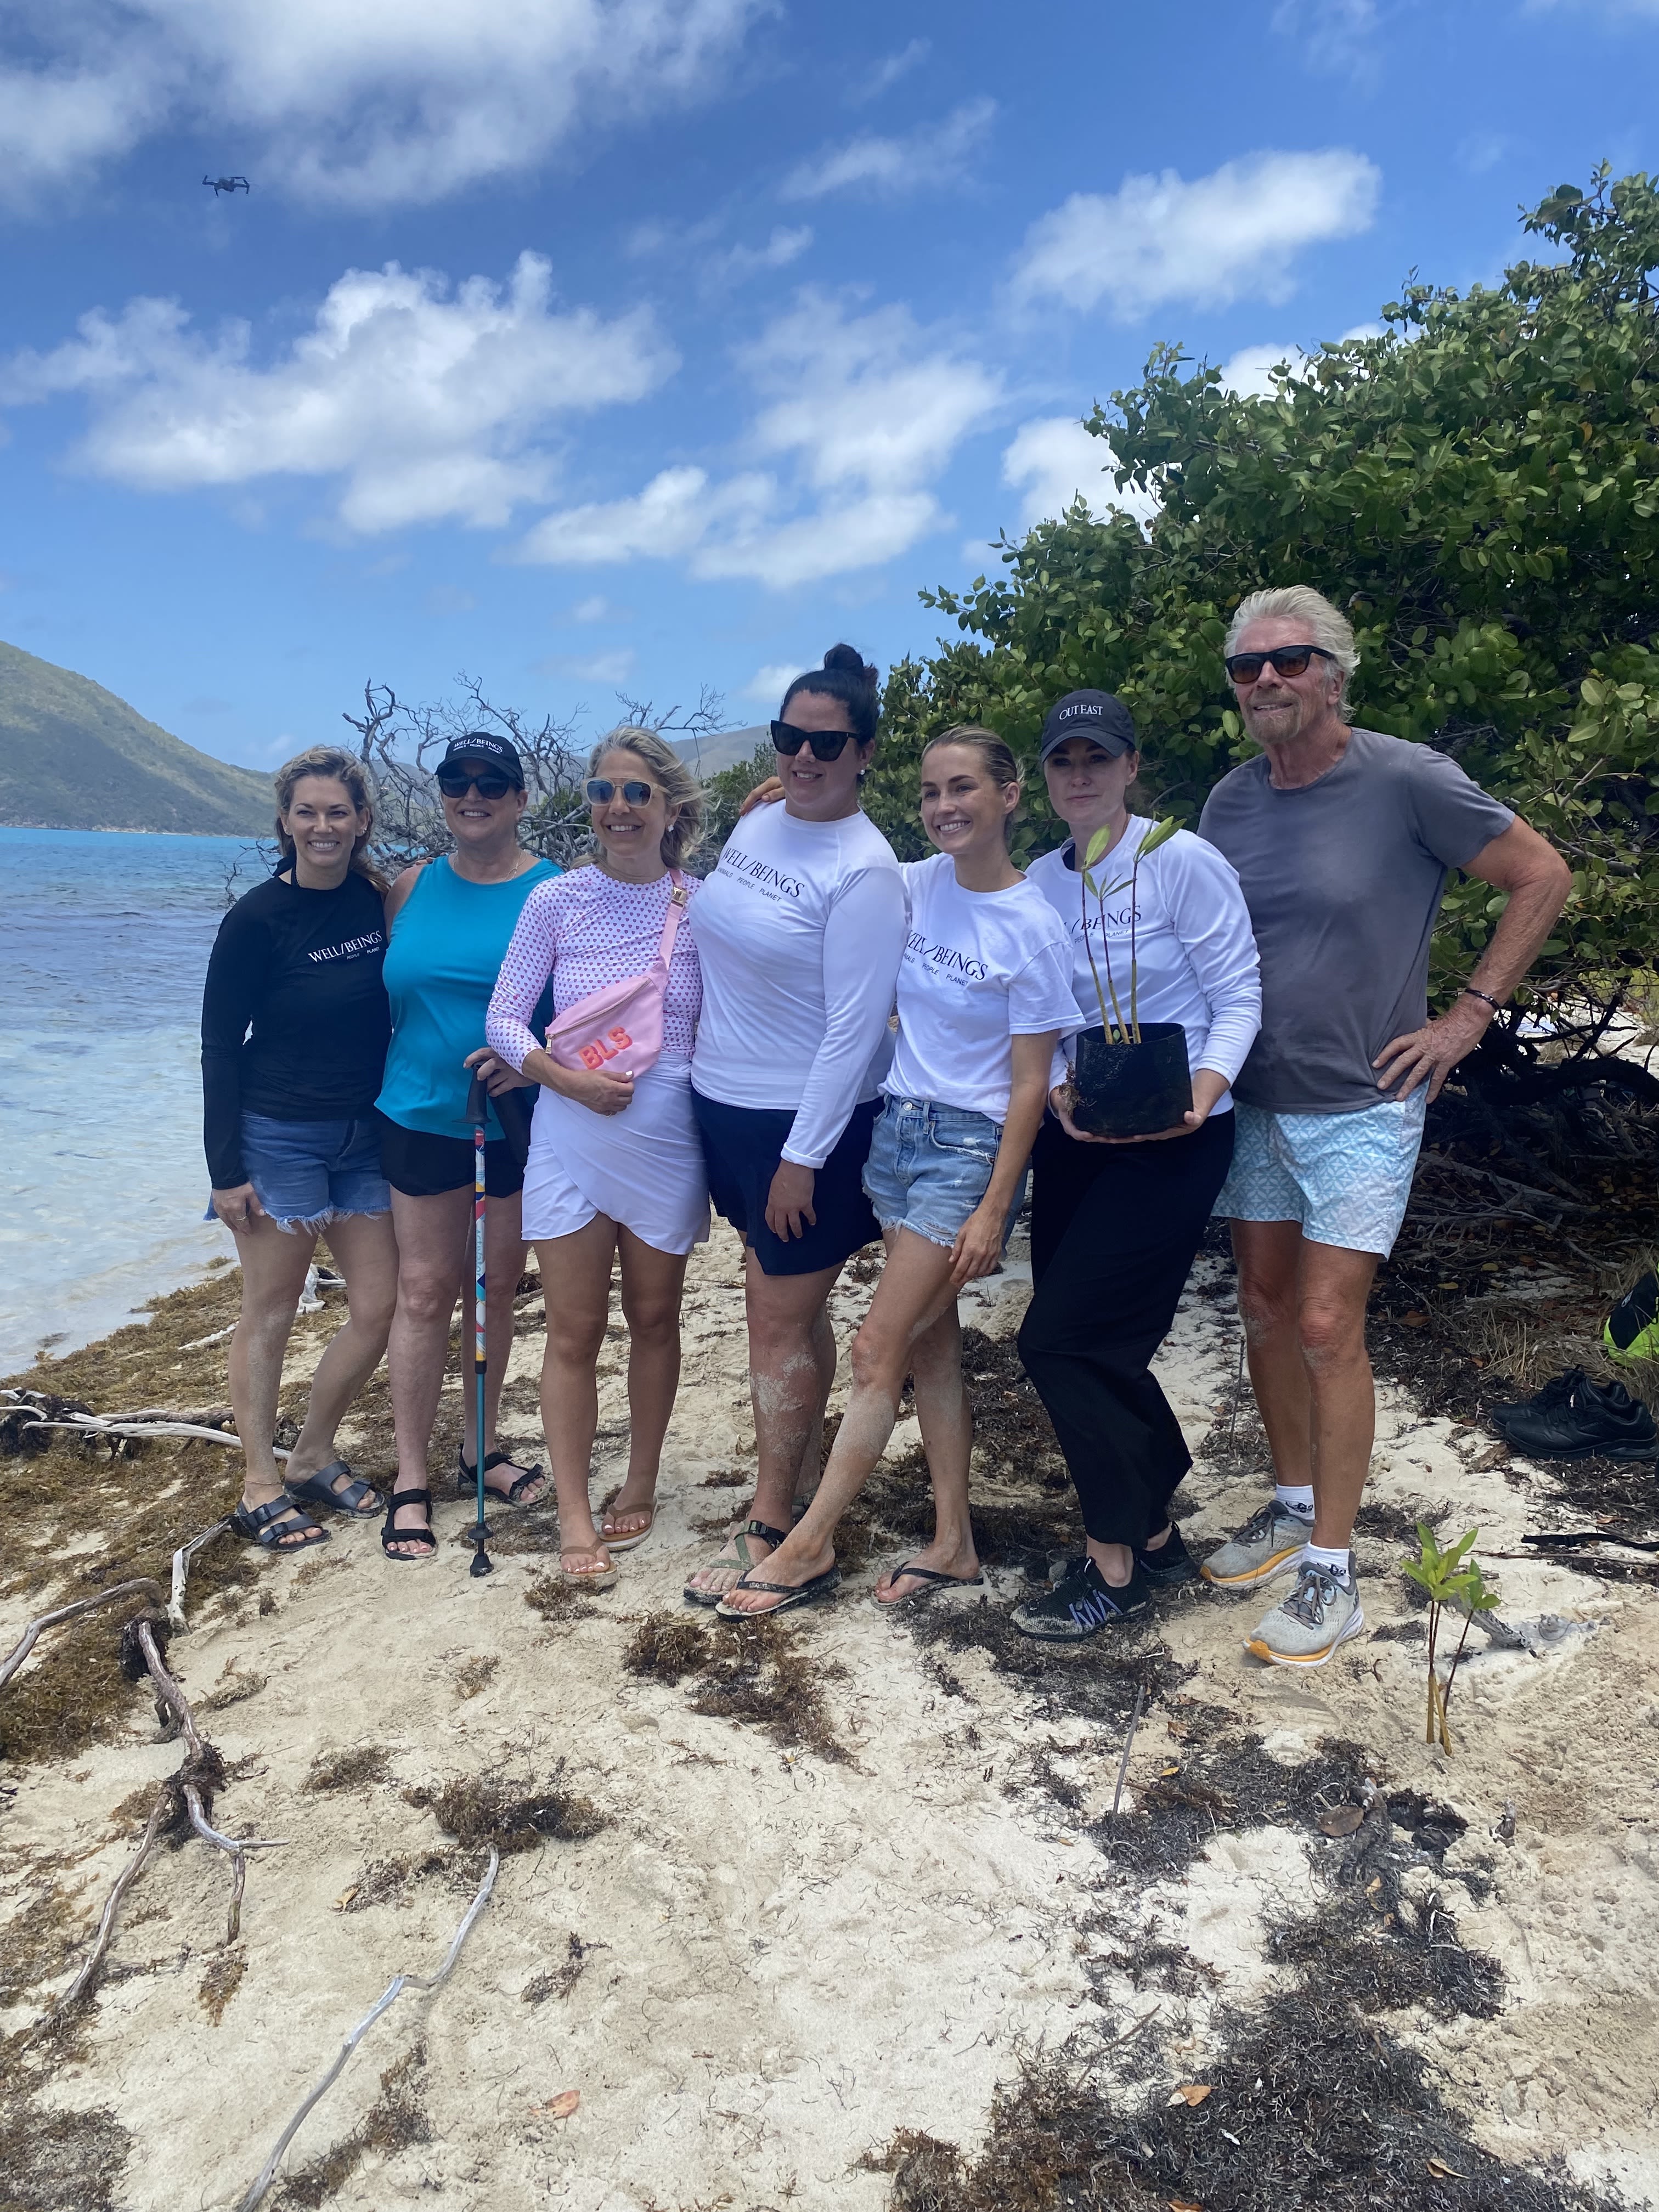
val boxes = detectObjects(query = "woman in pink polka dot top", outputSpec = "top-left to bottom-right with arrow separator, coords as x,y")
486,726 -> 708,1585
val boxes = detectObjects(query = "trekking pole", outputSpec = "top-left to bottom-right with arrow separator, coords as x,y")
465,1074 -> 494,1579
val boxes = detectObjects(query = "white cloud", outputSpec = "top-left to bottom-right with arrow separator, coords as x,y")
517,465 -> 771,566
564,594 -> 628,623
0,253 -> 675,533
1270,0 -> 1379,76
782,98 -> 995,201
1218,320 -> 1387,397
516,294 -> 1002,588
0,0 -> 768,210
1011,149 -> 1381,318
853,38 -> 930,102
743,662 -> 805,701
535,648 -> 637,684
1000,416 -> 1156,532
707,225 -> 814,285
1218,343 -> 1309,399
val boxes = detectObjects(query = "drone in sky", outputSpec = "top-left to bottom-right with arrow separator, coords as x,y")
203,174 -> 250,196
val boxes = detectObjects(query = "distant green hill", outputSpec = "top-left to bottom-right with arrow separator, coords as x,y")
0,640 -> 274,834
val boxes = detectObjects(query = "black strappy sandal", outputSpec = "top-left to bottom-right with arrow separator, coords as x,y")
381,1487 -> 438,1564
455,1449 -> 546,1505
286,1459 -> 381,1519
683,1519 -> 789,1609
232,1491 -> 329,1553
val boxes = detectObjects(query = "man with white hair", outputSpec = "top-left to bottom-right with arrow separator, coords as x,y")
1197,584 -> 1571,1667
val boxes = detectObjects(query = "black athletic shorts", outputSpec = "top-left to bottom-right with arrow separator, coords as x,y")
376,1111 -> 526,1199
691,1092 -> 881,1278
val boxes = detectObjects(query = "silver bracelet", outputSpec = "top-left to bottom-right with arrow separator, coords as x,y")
1462,985 -> 1504,1012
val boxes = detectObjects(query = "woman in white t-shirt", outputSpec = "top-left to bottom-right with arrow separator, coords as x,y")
1010,689 -> 1261,1643
681,646 -> 909,1606
719,728 -> 1080,1617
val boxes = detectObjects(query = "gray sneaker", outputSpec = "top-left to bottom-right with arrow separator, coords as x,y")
1199,1502 -> 1312,1592
1245,1558 -> 1364,1669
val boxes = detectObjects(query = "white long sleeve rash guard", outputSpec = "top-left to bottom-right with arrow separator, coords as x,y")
688,802 -> 907,1169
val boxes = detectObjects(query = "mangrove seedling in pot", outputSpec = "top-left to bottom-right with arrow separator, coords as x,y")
1070,816 -> 1194,1138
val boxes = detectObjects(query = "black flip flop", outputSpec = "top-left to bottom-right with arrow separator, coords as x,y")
715,1564 -> 840,1619
456,1448 -> 546,1505
381,1486 -> 438,1564
232,1491 -> 329,1553
877,1559 -> 984,1605
287,1459 -> 381,1519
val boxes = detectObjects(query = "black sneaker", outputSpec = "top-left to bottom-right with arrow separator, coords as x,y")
1048,1523 -> 1199,1589
1136,1523 -> 1201,1585
1497,1369 -> 1659,1462
1489,1367 -> 1582,1434
1013,1557 -> 1150,1640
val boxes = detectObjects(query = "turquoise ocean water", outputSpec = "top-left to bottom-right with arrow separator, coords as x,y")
0,827 -> 268,1375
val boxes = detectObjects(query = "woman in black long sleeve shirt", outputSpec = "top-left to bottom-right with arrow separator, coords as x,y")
201,746 -> 399,1550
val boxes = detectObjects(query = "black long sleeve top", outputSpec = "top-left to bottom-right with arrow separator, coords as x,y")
200,868 -> 391,1188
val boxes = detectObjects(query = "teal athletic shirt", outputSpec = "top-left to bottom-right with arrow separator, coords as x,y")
377,854 -> 560,1142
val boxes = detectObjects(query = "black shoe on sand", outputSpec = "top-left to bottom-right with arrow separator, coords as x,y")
1047,1523 -> 1200,1590
1496,1368 -> 1658,1461
1015,1558 -> 1150,1640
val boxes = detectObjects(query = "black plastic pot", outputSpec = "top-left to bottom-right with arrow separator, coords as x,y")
1071,1022 -> 1193,1138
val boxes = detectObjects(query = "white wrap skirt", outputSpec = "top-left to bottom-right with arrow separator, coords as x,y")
521,1054 -> 710,1255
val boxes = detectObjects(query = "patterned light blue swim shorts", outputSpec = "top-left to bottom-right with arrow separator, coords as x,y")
1211,1091 -> 1428,1257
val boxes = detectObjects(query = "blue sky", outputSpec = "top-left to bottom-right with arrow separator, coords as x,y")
2,0 -> 1657,772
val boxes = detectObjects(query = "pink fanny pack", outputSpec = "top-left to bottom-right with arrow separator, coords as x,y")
540,871 -> 690,1081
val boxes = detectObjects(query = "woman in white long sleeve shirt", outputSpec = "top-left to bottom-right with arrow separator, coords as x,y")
682,645 -> 908,1605
1011,689 -> 1262,1643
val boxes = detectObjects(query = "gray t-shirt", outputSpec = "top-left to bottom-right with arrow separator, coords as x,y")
1198,728 -> 1514,1115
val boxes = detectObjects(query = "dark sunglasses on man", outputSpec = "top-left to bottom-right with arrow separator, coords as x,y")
436,765 -> 518,800
770,718 -> 859,760
585,777 -> 653,805
1223,644 -> 1337,685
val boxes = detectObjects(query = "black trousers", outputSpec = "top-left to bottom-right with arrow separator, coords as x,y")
1018,1111 -> 1235,1548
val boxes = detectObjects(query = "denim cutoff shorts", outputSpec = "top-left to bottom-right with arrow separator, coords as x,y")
206,1111 -> 391,1232
862,1096 -> 1023,1250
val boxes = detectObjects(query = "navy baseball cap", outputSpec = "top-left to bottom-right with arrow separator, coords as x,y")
438,729 -> 526,786
1037,690 -> 1138,764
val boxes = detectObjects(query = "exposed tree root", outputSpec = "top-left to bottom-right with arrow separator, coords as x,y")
234,1847 -> 499,2212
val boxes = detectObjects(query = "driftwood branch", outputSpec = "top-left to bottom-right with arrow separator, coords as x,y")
0,1579 -> 167,1691
133,1621 -> 289,1944
54,1793 -> 171,2014
20,1415 -> 286,1454
170,1519 -> 232,1629
236,1847 -> 500,2212
6,1601 -> 290,2021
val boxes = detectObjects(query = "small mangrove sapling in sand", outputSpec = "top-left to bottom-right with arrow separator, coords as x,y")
1401,1524 -> 1499,1753
1068,817 -> 1193,1137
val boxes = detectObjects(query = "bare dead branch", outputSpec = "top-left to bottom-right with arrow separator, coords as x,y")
52,1792 -> 171,2017
235,1847 -> 500,2212
170,1519 -> 233,1630
0,1579 -> 167,1692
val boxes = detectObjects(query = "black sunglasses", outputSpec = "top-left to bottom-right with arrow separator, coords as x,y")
770,718 -> 859,760
1223,644 -> 1336,685
436,766 -> 517,799
586,777 -> 653,806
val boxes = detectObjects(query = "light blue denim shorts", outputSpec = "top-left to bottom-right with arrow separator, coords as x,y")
862,1096 -> 1023,1250
1211,1091 -> 1427,1257
206,1111 -> 391,1233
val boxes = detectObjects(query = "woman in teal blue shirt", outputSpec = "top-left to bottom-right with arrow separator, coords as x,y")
377,731 -> 559,1562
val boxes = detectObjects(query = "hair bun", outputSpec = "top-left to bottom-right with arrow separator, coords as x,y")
823,642 -> 877,690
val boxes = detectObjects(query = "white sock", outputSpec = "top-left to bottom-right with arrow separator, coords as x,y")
1302,1542 -> 1352,1587
1276,1484 -> 1315,1522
